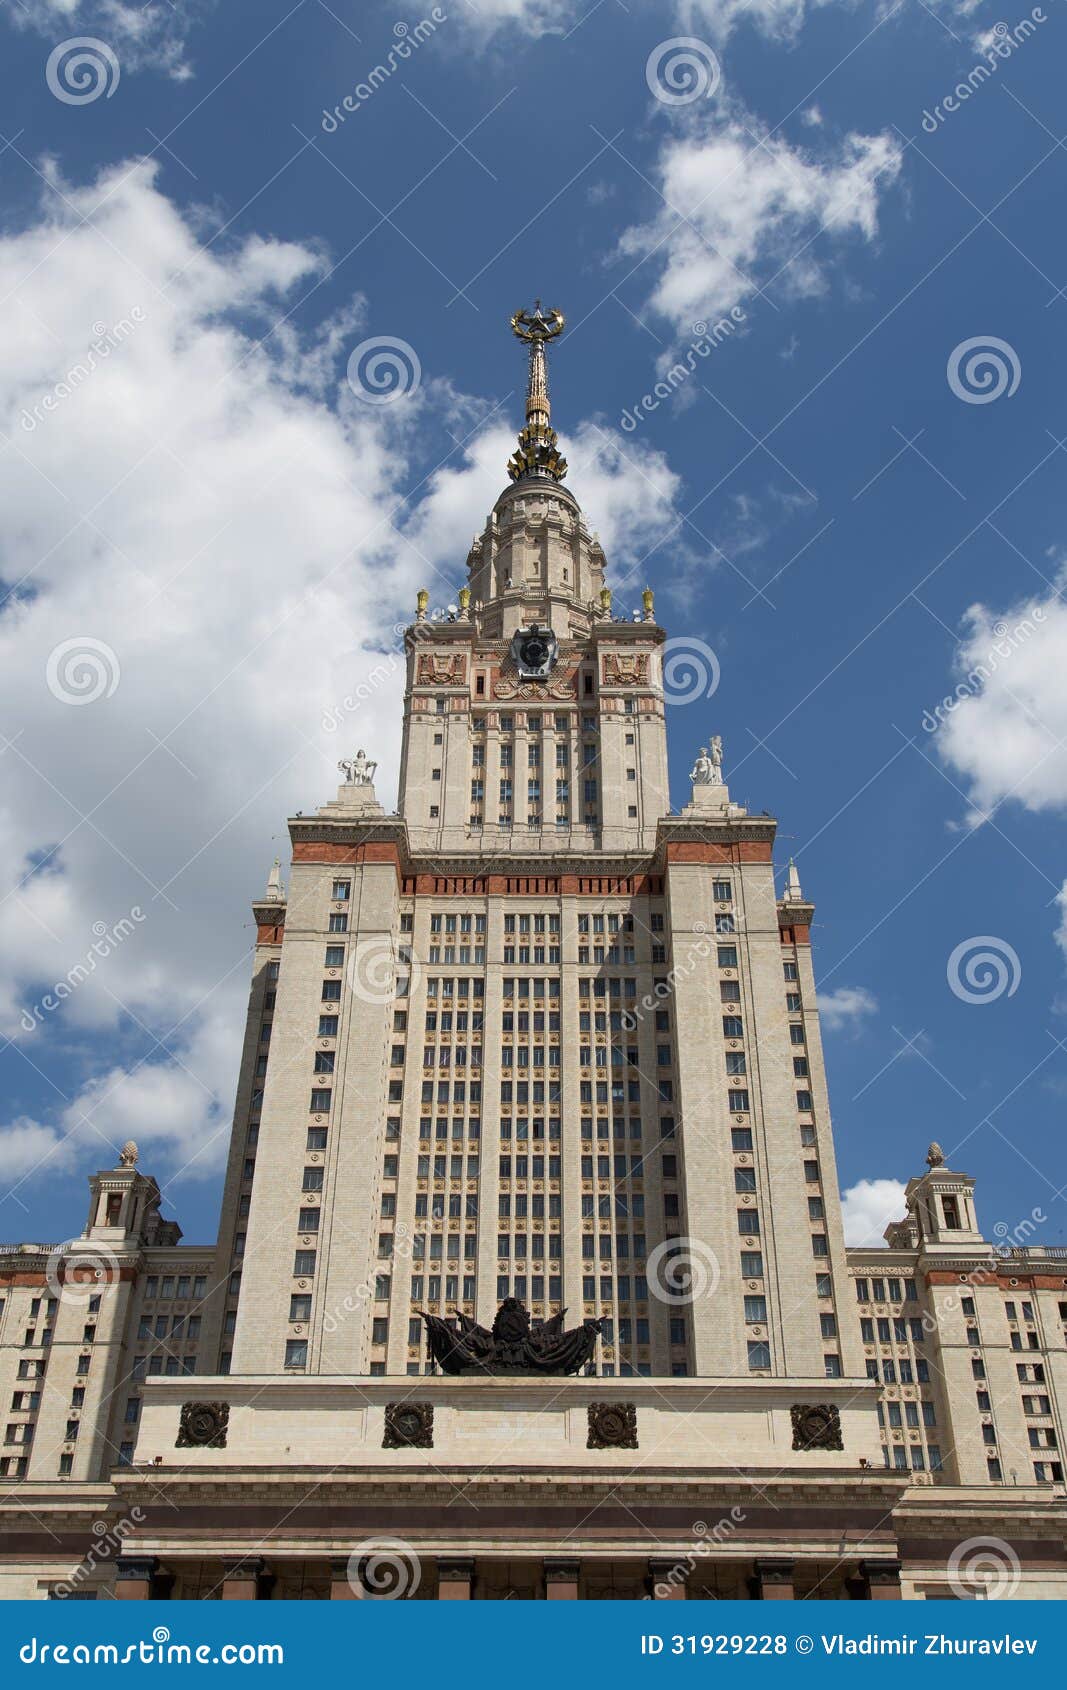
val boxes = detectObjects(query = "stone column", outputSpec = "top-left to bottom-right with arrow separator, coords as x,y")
752,1558 -> 795,1600
114,1556 -> 158,1600
860,1559 -> 902,1600
648,1559 -> 687,1599
544,1557 -> 581,1600
221,1558 -> 268,1600
329,1558 -> 356,1600
437,1557 -> 475,1600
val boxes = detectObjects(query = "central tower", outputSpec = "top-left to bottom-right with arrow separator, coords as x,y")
212,308 -> 860,1401
398,305 -> 669,856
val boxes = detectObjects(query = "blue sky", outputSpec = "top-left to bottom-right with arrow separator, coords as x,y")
1,0 -> 1066,1255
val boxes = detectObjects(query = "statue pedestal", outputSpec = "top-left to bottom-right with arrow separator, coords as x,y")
682,781 -> 732,818
318,782 -> 385,819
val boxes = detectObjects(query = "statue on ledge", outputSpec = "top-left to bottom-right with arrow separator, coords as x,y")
690,735 -> 724,787
338,749 -> 377,786
419,1297 -> 601,1376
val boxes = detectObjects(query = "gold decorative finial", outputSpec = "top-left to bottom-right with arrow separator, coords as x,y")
507,303 -> 568,484
416,588 -> 429,622
642,586 -> 655,621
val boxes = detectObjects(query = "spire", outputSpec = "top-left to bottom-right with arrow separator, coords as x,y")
264,857 -> 285,902
507,303 -> 568,484
785,859 -> 803,902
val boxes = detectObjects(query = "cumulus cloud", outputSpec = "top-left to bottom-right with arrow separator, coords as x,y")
0,159 -> 687,1194
934,583 -> 1067,823
841,1177 -> 908,1245
817,985 -> 878,1032
618,104 -> 902,335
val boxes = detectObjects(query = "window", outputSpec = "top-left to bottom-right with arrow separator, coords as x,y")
741,1252 -> 763,1277
332,881 -> 350,900
294,1250 -> 316,1275
731,1127 -> 752,1151
747,1340 -> 770,1370
284,1340 -> 308,1369
743,1295 -> 766,1322
310,1089 -> 332,1113
289,1295 -> 311,1322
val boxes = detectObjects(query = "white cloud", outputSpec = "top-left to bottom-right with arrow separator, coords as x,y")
0,159 -> 687,1196
8,0 -> 208,79
618,106 -> 902,335
817,984 -> 878,1031
841,1177 -> 907,1245
681,0 -> 833,41
934,583 -> 1067,823
1056,883 -> 1067,963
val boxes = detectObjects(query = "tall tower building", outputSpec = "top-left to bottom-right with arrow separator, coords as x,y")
209,305 -> 860,1392
2,310 -> 1065,1601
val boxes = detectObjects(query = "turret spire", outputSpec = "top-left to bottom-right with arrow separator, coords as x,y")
507,302 -> 568,484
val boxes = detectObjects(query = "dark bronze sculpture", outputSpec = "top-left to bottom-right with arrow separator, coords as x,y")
419,1297 -> 601,1376
790,1402 -> 844,1451
383,1402 -> 434,1449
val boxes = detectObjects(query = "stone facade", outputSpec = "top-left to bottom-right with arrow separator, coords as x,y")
1,340 -> 1065,1598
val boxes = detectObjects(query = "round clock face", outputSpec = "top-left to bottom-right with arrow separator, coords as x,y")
512,625 -> 558,679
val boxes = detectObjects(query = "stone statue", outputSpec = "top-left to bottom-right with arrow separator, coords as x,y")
690,747 -> 714,785
339,750 -> 377,787
709,735 -> 724,782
